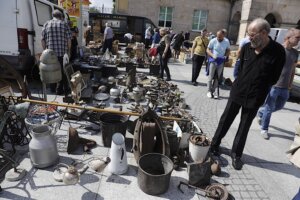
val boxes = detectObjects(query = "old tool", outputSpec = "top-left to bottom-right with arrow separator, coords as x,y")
177,181 -> 228,200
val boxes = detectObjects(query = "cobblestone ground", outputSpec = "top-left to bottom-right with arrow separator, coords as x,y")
167,60 -> 270,200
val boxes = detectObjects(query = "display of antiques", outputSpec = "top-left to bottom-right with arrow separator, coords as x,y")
39,49 -> 62,101
0,149 -> 26,182
67,127 -> 97,154
53,156 -> 110,185
29,125 -> 59,168
0,43 -> 230,198
0,96 -> 31,153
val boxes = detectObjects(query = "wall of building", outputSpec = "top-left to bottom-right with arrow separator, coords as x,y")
115,0 -> 300,43
118,0 -> 232,40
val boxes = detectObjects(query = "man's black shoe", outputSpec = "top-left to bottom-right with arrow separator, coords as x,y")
193,82 -> 198,86
166,78 -> 171,81
232,156 -> 243,170
210,147 -> 220,156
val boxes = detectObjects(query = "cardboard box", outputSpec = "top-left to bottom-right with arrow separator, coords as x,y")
179,52 -> 192,64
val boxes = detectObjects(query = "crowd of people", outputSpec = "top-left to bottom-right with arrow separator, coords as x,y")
41,10 -> 300,171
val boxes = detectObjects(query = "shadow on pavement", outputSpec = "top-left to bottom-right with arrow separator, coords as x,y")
81,191 -> 103,200
288,96 -> 300,104
171,79 -> 207,87
160,176 -> 196,200
269,125 -> 295,137
211,145 -> 300,178
106,174 -> 131,185
282,106 -> 300,112
242,153 -> 300,178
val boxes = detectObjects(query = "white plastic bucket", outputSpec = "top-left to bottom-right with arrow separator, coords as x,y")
188,135 -> 210,163
108,133 -> 128,174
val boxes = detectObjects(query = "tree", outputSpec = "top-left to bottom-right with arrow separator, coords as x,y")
89,7 -> 100,13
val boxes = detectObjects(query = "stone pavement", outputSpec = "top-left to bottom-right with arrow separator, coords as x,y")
1,60 -> 300,200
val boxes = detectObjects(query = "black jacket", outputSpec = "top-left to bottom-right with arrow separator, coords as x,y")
230,38 -> 285,108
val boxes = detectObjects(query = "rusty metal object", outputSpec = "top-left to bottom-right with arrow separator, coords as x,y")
0,56 -> 28,97
190,134 -> 211,146
178,181 -> 228,200
211,160 -> 221,176
205,183 -> 229,200
132,108 -> 170,161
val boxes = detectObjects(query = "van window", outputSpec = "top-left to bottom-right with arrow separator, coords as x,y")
34,0 -> 52,26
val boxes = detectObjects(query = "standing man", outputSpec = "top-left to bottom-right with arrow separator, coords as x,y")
190,29 -> 209,86
69,21 -> 79,62
84,26 -> 92,46
102,23 -> 114,54
41,9 -> 71,95
144,26 -> 153,49
151,28 -> 161,47
124,32 -> 134,45
206,30 -> 230,99
210,18 -> 286,170
257,28 -> 300,139
158,28 -> 172,81
171,31 -> 185,59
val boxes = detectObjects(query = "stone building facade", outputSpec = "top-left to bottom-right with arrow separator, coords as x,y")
114,0 -> 300,44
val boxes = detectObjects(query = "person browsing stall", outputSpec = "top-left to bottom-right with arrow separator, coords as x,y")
210,18 -> 286,170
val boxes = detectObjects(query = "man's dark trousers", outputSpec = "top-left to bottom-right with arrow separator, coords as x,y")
56,56 -> 69,95
211,100 -> 259,157
102,38 -> 113,53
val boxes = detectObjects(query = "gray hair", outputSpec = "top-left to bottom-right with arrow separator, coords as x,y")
53,10 -> 63,19
249,18 -> 271,33
284,28 -> 300,40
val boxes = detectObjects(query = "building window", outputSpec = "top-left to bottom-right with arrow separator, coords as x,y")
192,10 -> 208,31
159,7 -> 173,27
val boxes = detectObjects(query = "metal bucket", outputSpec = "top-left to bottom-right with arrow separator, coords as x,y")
138,153 -> 173,195
186,158 -> 212,186
99,113 -> 128,147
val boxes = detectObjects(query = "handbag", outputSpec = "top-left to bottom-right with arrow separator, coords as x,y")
149,47 -> 158,57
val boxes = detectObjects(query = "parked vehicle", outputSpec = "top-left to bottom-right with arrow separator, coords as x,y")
0,0 -> 69,73
269,28 -> 288,44
89,13 -> 157,43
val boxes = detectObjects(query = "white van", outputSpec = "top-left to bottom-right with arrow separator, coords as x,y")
0,0 -> 69,73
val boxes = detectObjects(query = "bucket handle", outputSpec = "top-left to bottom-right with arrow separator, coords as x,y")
120,147 -> 125,160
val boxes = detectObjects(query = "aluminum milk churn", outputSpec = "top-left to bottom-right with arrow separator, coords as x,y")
29,125 -> 59,168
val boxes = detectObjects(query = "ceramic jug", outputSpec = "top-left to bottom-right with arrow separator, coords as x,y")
107,133 -> 128,174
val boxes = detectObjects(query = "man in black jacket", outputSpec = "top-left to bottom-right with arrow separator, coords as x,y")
210,18 -> 286,170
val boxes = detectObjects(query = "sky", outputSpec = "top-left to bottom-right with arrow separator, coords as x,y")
89,0 -> 113,8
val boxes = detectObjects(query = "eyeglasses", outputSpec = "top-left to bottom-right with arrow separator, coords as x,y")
246,30 -> 263,38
